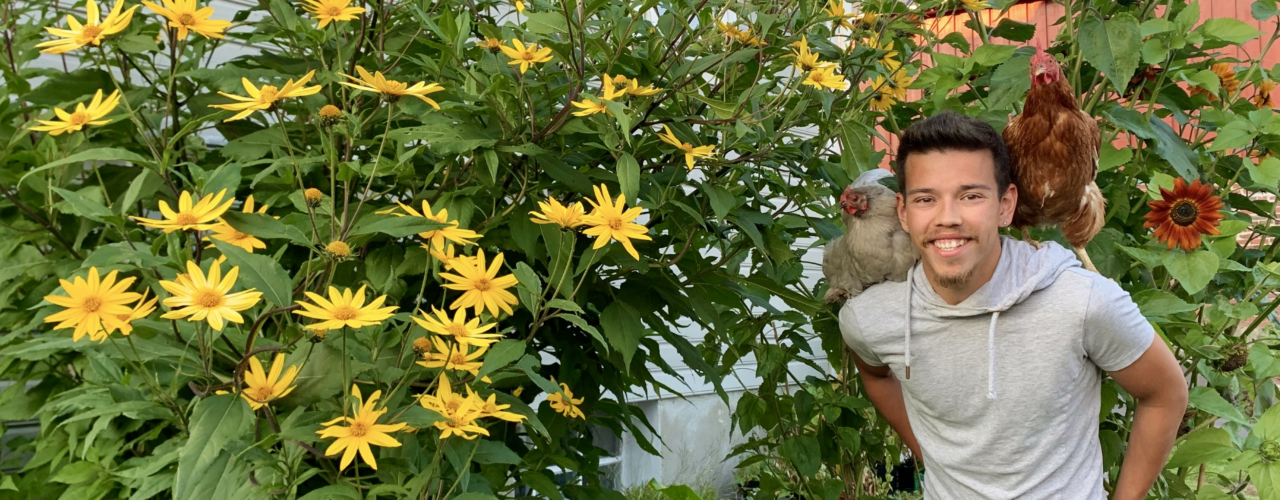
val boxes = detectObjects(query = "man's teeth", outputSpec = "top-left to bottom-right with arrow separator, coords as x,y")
934,239 -> 967,251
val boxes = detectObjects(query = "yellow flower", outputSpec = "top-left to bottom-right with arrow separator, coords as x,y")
304,187 -> 324,206
428,243 -> 483,271
417,336 -> 488,375
419,374 -> 490,440
236,353 -> 300,410
570,80 -> 618,116
132,189 -> 234,233
825,1 -> 855,31
301,0 -> 365,28
413,307 -> 502,348
657,124 -> 717,170
477,36 -> 503,53
388,200 -> 481,249
789,36 -> 835,72
439,249 -> 520,317
1253,80 -> 1276,108
869,71 -> 912,111
210,70 -> 322,122
339,66 -> 444,108
960,0 -> 990,10
294,285 -> 397,331
498,39 -> 554,74
325,240 -> 351,257
624,79 -> 662,97
142,0 -> 230,40
608,74 -> 629,88
36,0 -> 138,54
803,66 -> 851,91
43,267 -> 142,342
472,388 -> 526,422
716,20 -> 744,41
29,89 -> 121,136
317,385 -> 406,470
547,380 -> 585,419
159,260 -> 262,331
736,28 -> 767,48
204,195 -> 269,253
529,197 -> 586,229
1212,63 -> 1241,95
580,184 -> 652,261
866,34 -> 899,68
89,288 -> 158,341
514,0 -> 525,13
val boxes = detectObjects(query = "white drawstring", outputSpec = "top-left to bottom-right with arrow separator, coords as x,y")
987,311 -> 1000,400
904,266 -> 914,380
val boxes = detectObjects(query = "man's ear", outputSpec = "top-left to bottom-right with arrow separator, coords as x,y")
999,183 -> 1018,223
896,193 -> 907,231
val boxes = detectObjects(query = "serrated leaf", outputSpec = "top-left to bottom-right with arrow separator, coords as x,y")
600,301 -> 643,369
221,211 -> 311,246
349,214 -> 448,238
213,241 -> 293,308
1199,18 -> 1263,45
477,340 -> 526,379
1162,250 -> 1218,295
513,262 -> 541,314
1080,14 -> 1142,102
174,394 -> 252,500
1188,387 -> 1247,425
1166,427 -> 1238,468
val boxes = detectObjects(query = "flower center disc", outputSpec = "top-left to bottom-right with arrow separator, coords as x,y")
79,25 -> 103,42
446,323 -> 469,338
258,86 -> 280,104
349,421 -> 369,437
251,387 -> 274,402
450,353 -> 468,365
1170,199 -> 1200,226
82,296 -> 103,313
331,305 -> 358,321
68,112 -> 89,126
607,217 -> 623,230
195,290 -> 224,308
174,213 -> 198,226
473,278 -> 491,292
178,13 -> 196,25
325,6 -> 342,16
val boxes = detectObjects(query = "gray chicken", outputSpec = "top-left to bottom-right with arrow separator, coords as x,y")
822,169 -> 919,303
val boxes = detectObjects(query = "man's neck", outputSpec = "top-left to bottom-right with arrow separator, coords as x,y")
926,239 -> 1003,306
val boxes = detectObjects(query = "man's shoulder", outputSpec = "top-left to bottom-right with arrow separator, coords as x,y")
841,280 -> 909,333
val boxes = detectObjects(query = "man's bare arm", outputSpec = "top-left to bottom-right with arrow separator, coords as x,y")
850,348 -> 922,460
1107,336 -> 1188,500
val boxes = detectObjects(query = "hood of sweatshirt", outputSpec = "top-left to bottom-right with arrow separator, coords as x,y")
902,235 -> 1081,398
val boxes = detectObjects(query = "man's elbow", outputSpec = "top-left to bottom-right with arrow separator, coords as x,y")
1138,376 -> 1188,411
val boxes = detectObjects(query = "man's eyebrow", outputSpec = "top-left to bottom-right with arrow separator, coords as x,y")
905,184 -> 994,196
905,188 -> 936,196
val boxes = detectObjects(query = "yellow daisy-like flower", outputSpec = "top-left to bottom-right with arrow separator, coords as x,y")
204,195 -> 269,253
36,0 -> 139,54
580,184 -> 652,261
866,34 -> 899,68
209,70 -> 322,122
529,197 -> 587,229
960,0 -> 990,10
498,39 -> 554,74
736,28 -> 767,48
570,80 -> 618,117
477,36 -> 503,53
339,66 -> 444,108
803,66 -> 851,91
716,20 -> 744,41
301,0 -> 365,28
439,249 -> 520,317
825,1 -> 855,31
132,189 -> 234,233
43,267 -> 142,342
294,285 -> 397,331
236,353 -> 300,410
89,288 -> 158,341
417,336 -> 488,375
413,307 -> 502,348
657,124 -> 717,170
29,89 -> 121,136
624,79 -> 662,97
317,385 -> 406,470
159,260 -> 262,331
869,71 -> 912,111
428,243 -> 482,271
789,36 -> 835,72
1211,63 -> 1241,95
419,374 -> 490,440
389,200 -> 482,250
547,380 -> 585,419
1253,80 -> 1276,108
472,388 -> 526,422
142,0 -> 230,40
608,74 -> 630,88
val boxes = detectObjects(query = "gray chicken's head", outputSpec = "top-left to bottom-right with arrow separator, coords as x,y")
839,170 -> 897,220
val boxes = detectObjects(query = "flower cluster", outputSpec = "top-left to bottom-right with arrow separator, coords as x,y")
530,184 -> 653,261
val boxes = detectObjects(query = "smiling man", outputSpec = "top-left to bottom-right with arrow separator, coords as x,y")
839,112 -> 1187,499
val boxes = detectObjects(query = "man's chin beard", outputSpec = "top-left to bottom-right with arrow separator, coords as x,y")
934,265 -> 975,290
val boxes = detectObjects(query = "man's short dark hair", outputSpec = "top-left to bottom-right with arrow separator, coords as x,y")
892,111 -> 1013,195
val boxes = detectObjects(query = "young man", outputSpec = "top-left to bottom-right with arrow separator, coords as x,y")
840,112 -> 1188,499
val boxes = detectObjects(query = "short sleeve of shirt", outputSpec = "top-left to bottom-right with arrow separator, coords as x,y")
1082,275 -> 1155,372
839,302 -> 885,367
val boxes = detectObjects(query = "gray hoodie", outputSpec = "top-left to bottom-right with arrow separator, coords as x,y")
840,235 -> 1154,499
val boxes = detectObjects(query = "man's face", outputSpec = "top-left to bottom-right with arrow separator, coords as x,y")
896,149 -> 1016,295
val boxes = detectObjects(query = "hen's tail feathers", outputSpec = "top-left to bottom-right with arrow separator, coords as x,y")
1074,246 -> 1099,273
824,287 -> 851,304
1020,227 -> 1042,249
1062,181 -> 1106,249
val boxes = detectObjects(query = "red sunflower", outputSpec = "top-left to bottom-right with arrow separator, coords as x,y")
1143,177 -> 1225,251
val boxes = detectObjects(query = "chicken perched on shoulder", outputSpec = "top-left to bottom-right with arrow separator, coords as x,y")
1002,43 -> 1105,272
822,169 -> 919,303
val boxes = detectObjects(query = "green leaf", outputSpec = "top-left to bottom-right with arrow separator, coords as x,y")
1142,39 -> 1169,65
1208,120 -> 1256,152
1133,289 -> 1200,317
989,18 -> 1035,42
472,440 -> 522,465
546,298 -> 583,313
21,148 -> 152,188
221,211 -> 311,246
1098,144 -> 1132,172
561,314 -> 608,351
213,241 -> 293,308
780,434 -> 821,478
50,461 -> 101,484
1079,13 -> 1142,96
1253,400 -> 1280,442
600,301 -> 644,369
1104,105 -> 1199,179
118,169 -> 164,216
705,185 -> 734,221
1248,157 -> 1280,191
513,261 -> 541,314
175,394 -> 252,500
476,340 -> 526,380
989,55 -> 1032,110
1198,18 -> 1263,45
519,470 -> 564,500
400,405 -> 445,428
1174,1 -> 1201,33
297,485 -> 360,500
219,128 -> 287,163
349,214 -> 447,238
690,94 -> 737,120
972,44 -> 1017,67
1162,250 -> 1219,295
1186,69 -> 1221,95
387,124 -> 499,155
1141,18 -> 1175,36
1166,427 -> 1239,468
617,153 -> 640,205
1117,245 -> 1162,269
525,12 -> 568,34
1251,461 -> 1280,500
647,480 -> 704,500
51,186 -> 114,223
1254,0 -> 1280,21
1188,387 -> 1248,425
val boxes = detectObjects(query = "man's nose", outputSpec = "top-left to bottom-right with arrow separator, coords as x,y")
935,198 -> 962,226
